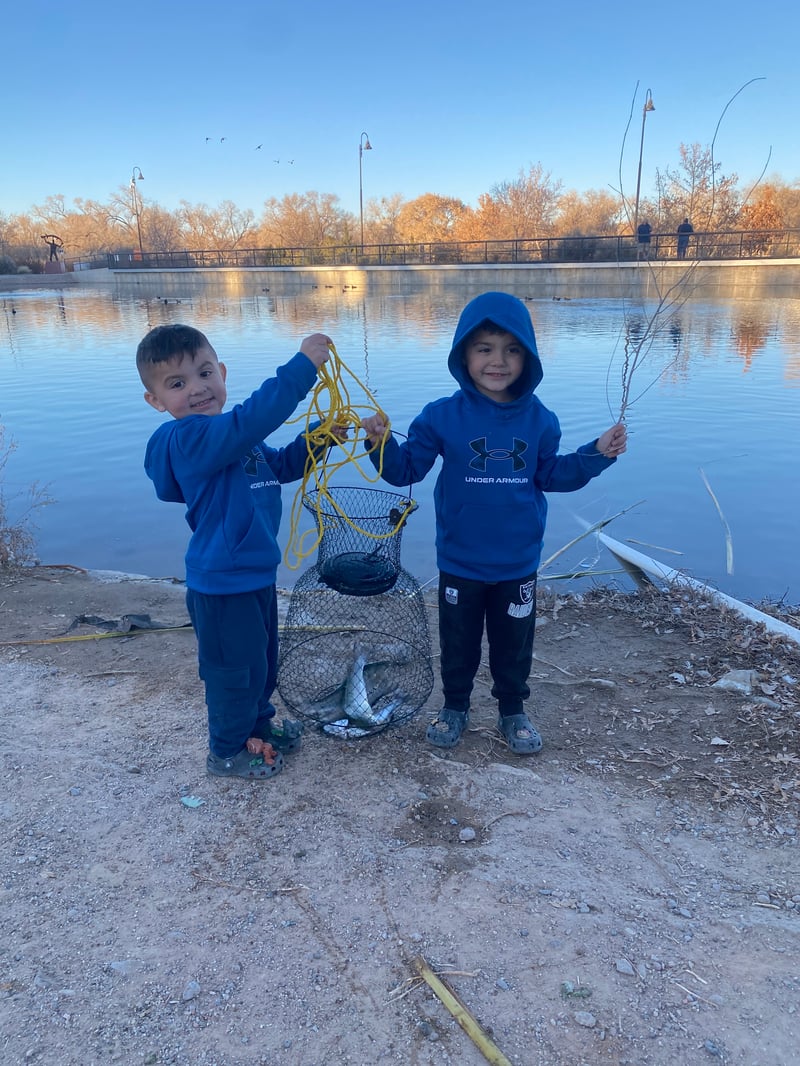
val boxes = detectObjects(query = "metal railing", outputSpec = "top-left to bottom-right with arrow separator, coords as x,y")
67,228 -> 800,272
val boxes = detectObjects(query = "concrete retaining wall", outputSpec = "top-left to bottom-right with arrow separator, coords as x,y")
0,272 -> 80,291
6,259 -> 800,300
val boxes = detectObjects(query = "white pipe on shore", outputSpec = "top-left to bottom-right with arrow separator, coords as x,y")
598,532 -> 800,647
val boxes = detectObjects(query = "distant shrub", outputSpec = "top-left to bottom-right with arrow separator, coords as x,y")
555,237 -> 601,262
16,265 -> 32,274
0,254 -> 16,275
0,427 -> 52,569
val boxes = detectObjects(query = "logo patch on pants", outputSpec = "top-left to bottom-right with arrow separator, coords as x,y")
445,586 -> 458,605
507,580 -> 535,618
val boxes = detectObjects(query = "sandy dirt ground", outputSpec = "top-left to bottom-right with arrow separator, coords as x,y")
1,565 -> 799,1066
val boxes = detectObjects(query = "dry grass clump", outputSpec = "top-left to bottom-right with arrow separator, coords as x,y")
0,426 -> 51,569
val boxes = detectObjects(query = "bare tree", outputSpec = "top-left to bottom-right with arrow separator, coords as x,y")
365,193 -> 406,244
139,206 -> 185,253
395,193 -> 469,243
257,192 -> 349,247
554,188 -> 623,236
470,164 -> 562,240
656,143 -> 740,230
741,179 -> 800,229
174,201 -> 254,250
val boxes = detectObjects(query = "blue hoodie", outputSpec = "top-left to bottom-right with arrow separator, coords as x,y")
368,292 -> 615,581
144,351 -> 318,594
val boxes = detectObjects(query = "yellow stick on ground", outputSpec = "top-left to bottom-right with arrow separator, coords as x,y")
412,956 -> 513,1066
0,624 -> 193,646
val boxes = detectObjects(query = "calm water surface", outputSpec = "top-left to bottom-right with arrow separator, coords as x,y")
1,281 -> 798,604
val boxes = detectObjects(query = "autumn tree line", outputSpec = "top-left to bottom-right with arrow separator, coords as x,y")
1,144 -> 799,273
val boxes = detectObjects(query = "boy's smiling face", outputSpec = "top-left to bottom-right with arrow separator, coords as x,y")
463,328 -> 525,402
143,345 -> 228,419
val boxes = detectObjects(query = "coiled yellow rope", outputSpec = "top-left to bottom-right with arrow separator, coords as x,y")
283,342 -> 414,569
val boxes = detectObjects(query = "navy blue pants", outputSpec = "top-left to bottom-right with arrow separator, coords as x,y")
438,571 -> 537,717
186,585 -> 278,758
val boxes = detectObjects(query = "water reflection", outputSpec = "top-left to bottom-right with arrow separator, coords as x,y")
668,320 -> 682,349
731,314 -> 771,371
0,282 -> 798,604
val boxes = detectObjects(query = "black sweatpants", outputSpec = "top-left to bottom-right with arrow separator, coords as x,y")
438,570 -> 537,717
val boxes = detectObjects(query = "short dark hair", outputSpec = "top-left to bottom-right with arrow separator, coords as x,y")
463,319 -> 508,346
136,324 -> 214,386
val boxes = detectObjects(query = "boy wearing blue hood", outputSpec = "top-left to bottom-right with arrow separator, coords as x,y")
137,324 -> 335,780
361,292 -> 626,755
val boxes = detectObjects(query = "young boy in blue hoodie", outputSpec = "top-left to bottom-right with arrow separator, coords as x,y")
137,324 -> 334,780
361,292 -> 626,755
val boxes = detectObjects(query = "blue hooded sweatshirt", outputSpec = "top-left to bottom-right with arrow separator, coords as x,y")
368,292 -> 615,582
144,351 -> 318,594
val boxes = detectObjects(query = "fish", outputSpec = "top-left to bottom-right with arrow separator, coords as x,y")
322,719 -> 371,739
343,652 -> 373,724
309,648 -> 407,730
368,697 -> 404,726
363,660 -> 398,706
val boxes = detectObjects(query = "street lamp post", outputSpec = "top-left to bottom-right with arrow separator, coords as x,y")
358,132 -> 372,250
130,166 -> 145,258
633,90 -> 655,236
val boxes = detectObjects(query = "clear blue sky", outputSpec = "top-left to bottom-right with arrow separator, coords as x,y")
4,0 -> 797,220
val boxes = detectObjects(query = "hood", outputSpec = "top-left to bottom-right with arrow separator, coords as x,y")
447,291 -> 543,398
145,423 -> 186,503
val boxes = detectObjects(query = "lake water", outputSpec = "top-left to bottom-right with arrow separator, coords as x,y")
1,281 -> 798,605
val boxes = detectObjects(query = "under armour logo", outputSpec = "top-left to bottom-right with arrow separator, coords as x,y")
242,445 -> 267,476
468,437 -> 528,472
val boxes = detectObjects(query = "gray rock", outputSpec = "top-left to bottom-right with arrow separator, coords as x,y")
182,979 -> 201,1001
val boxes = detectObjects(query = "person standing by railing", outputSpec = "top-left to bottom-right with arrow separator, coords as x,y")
677,218 -> 694,259
636,221 -> 652,260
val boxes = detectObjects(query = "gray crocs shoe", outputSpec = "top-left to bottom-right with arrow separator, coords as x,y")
426,709 -> 468,749
207,748 -> 284,779
497,713 -> 542,755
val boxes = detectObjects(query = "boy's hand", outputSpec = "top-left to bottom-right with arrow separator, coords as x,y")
300,333 -> 332,369
360,413 -> 390,447
596,422 -> 627,458
330,422 -> 350,443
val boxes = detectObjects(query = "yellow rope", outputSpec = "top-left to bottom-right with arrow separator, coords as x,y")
283,342 -> 414,569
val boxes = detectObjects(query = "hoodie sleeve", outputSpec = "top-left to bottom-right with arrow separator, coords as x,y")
262,420 -> 326,484
145,351 -> 318,499
365,405 -> 442,487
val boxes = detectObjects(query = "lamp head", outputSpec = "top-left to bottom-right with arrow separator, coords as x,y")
644,90 -> 655,113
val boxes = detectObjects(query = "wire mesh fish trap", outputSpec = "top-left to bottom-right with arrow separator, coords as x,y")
305,486 -> 417,597
278,566 -> 434,738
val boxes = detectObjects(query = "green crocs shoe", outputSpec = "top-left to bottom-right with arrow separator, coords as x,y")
255,717 -> 304,754
207,748 -> 284,779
